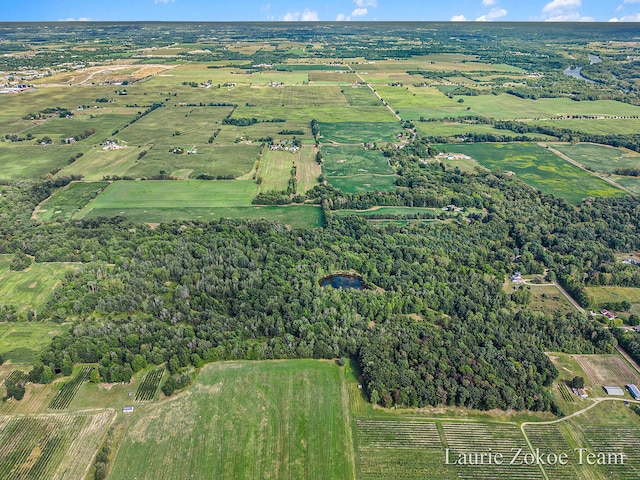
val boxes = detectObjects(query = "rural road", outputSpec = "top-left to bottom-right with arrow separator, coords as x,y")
351,69 -> 403,122
552,281 -> 586,315
540,143 -> 633,195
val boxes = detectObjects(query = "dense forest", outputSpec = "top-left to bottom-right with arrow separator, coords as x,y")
2,129 -> 638,411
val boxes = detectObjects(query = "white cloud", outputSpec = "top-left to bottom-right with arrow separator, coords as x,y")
352,8 -> 368,17
624,0 -> 640,3
154,0 -> 174,4
542,0 -> 581,13
451,14 -> 468,21
476,8 -> 507,21
545,13 -> 593,21
336,13 -> 347,21
354,0 -> 377,7
482,0 -> 497,5
62,17 -> 92,21
610,13 -> 640,21
282,9 -> 319,21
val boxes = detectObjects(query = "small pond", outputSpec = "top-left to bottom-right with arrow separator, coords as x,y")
319,273 -> 368,290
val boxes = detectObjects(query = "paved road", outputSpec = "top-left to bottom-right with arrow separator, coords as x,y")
552,281 -> 586,315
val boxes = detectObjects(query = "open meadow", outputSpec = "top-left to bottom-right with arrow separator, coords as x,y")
439,143 -> 624,203
109,360 -> 355,480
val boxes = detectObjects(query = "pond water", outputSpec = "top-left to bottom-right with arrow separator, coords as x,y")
319,274 -> 367,290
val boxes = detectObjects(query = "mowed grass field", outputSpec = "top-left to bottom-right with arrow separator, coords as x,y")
321,146 -> 394,176
0,254 -> 75,315
75,180 -> 321,228
35,181 -> 110,222
441,143 -> 624,203
328,175 -> 397,194
319,122 -> 403,144
0,144 -> 90,180
109,360 -> 355,480
259,149 -> 294,193
296,146 -> 321,193
0,322 -> 66,364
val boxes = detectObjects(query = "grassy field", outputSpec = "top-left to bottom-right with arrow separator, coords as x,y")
415,121 -> 557,140
440,143 -> 625,203
0,322 -> 66,364
0,144 -> 90,180
319,122 -> 403,144
321,146 -> 394,176
458,94 -> 640,120
328,175 -> 397,194
552,143 -> 640,174
109,360 -> 355,480
259,149 -> 294,193
0,255 -> 75,315
573,354 -> 640,389
232,105 -> 397,123
0,410 -> 114,480
74,181 -> 321,227
529,118 -> 640,136
586,286 -> 640,308
332,207 -> 438,218
296,146 -> 321,193
341,86 -> 384,106
35,181 -> 110,222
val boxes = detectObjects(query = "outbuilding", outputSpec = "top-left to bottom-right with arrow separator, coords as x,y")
603,386 -> 625,396
626,384 -> 640,400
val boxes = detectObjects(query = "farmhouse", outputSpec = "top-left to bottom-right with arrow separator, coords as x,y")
627,384 -> 640,400
600,309 -> 616,320
577,388 -> 588,398
603,386 -> 625,396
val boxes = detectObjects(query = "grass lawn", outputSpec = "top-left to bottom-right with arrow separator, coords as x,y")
321,146 -> 394,176
109,360 -> 355,480
259,149 -> 294,193
328,175 -> 397,194
35,181 -> 110,222
0,322 -> 66,364
319,122 -> 403,144
0,255 -> 75,315
439,143 -> 625,203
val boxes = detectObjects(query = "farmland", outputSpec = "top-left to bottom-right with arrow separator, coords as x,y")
108,360 -> 355,480
34,181 -> 109,222
551,143 -> 640,174
438,143 -> 625,203
259,149 -> 294,193
321,146 -> 394,176
0,322 -> 66,365
0,410 -> 114,480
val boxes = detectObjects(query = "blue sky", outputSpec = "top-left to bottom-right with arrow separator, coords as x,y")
1,0 -> 639,23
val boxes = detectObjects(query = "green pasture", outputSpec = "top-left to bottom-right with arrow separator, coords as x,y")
74,180 -> 321,227
552,143 -> 640,174
126,144 -> 260,179
57,145 -> 143,180
0,144 -> 89,180
0,322 -> 66,364
109,360 -> 354,480
333,207 -> 438,218
36,181 -> 110,222
296,146 -> 321,193
22,112 -> 130,143
441,143 -> 625,203
328,175 -> 397,194
319,122 -> 403,144
0,254 -> 75,315
341,86 -> 383,106
529,118 -> 640,136
458,94 -> 640,120
321,146 -> 394,176
612,176 -> 640,195
415,121 -> 557,140
116,106 -> 234,145
232,106 -> 396,123
259,149 -> 294,193
585,286 -> 640,307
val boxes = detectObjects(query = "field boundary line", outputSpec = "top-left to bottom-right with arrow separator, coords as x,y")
541,143 -> 633,195
553,281 -> 586,315
616,345 -> 640,376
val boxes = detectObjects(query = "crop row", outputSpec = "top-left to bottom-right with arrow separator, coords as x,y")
580,426 -> 640,480
524,424 -> 579,480
48,366 -> 92,410
557,383 -> 575,403
357,420 -> 441,449
5,371 -> 27,384
135,368 -> 165,402
0,414 -> 86,480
